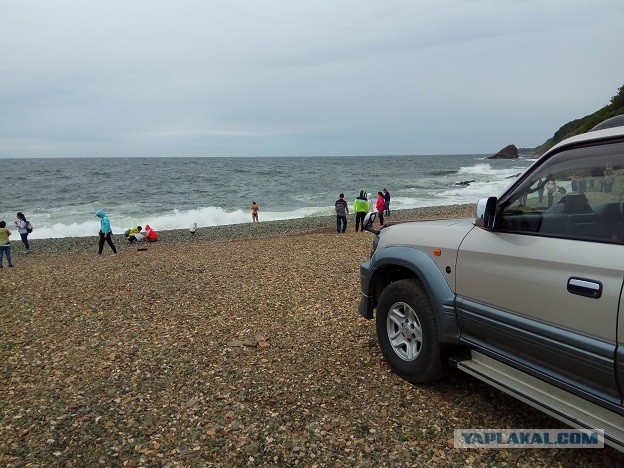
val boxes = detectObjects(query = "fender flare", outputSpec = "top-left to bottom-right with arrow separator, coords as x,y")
364,246 -> 460,344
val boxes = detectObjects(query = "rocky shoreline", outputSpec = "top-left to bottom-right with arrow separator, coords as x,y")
23,204 -> 477,255
2,202 -> 620,466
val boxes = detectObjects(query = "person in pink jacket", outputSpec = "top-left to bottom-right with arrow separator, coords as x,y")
376,191 -> 385,226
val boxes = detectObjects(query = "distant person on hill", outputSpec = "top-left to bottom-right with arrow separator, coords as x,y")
383,188 -> 391,217
251,201 -> 260,222
0,221 -> 14,268
334,193 -> 349,233
95,209 -> 117,258
376,191 -> 386,226
353,191 -> 368,232
124,225 -> 143,243
14,212 -> 31,254
190,223 -> 198,236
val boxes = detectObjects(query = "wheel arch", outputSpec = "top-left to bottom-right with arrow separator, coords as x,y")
368,246 -> 460,345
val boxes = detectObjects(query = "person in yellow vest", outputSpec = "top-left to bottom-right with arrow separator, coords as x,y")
353,191 -> 369,232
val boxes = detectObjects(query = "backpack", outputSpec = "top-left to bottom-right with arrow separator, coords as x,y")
26,221 -> 33,233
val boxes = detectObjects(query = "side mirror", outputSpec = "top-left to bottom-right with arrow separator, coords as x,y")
364,212 -> 381,235
475,197 -> 497,230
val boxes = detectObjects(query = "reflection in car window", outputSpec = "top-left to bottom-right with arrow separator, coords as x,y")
500,141 -> 624,243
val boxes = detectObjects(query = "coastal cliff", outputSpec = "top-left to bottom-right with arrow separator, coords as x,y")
533,84 -> 624,156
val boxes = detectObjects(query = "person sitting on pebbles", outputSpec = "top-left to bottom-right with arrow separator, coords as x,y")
144,224 -> 158,242
124,225 -> 143,243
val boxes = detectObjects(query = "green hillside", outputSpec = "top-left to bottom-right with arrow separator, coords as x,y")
534,83 -> 624,156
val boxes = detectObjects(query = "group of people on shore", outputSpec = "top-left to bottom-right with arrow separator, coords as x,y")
334,188 -> 390,233
97,209 -> 159,258
124,224 -> 159,244
3,192 -> 384,266
0,212 -> 33,268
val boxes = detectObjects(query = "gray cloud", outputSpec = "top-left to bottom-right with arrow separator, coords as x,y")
1,0 -> 623,158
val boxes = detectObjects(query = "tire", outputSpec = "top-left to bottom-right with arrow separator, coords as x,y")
375,278 -> 443,383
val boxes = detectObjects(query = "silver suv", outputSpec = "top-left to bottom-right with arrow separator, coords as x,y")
358,115 -> 624,451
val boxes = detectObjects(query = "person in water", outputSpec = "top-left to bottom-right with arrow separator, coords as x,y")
251,201 -> 260,222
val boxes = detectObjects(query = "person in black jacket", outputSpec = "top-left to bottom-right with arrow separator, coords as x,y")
383,188 -> 391,217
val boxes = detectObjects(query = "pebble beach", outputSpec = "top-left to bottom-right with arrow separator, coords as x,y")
1,204 -> 621,466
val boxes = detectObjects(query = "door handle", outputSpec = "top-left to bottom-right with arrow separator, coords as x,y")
567,277 -> 602,298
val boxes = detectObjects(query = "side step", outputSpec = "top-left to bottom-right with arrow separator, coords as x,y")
454,351 -> 624,452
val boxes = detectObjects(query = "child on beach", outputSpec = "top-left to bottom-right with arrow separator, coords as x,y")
144,224 -> 158,242
190,223 -> 198,236
0,221 -> 14,268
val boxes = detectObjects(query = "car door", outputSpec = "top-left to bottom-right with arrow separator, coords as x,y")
455,141 -> 624,406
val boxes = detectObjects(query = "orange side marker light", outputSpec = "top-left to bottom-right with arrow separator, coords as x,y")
433,248 -> 442,256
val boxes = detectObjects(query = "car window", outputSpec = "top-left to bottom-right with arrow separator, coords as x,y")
499,141 -> 624,243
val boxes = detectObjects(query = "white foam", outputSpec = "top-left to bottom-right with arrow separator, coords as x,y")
22,205 -> 336,239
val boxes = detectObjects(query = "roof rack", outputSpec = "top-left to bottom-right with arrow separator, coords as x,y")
590,114 -> 624,131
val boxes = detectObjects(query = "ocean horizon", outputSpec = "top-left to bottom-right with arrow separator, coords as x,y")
1,154 -> 536,239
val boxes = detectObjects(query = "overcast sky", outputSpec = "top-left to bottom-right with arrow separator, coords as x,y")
1,1 -> 623,158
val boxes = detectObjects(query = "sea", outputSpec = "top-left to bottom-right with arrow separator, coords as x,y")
1,155 -> 537,239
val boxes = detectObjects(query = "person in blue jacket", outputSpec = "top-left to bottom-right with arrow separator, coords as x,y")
95,209 -> 117,258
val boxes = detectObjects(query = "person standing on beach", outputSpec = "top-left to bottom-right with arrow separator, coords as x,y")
353,191 -> 368,232
546,179 -> 557,207
251,201 -> 260,222
189,223 -> 198,236
383,188 -> 391,217
537,178 -> 545,203
335,193 -> 349,233
376,191 -> 386,226
14,212 -> 31,254
95,209 -> 117,258
0,221 -> 14,268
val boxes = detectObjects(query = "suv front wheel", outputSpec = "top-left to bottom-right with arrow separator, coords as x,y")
375,279 -> 443,383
